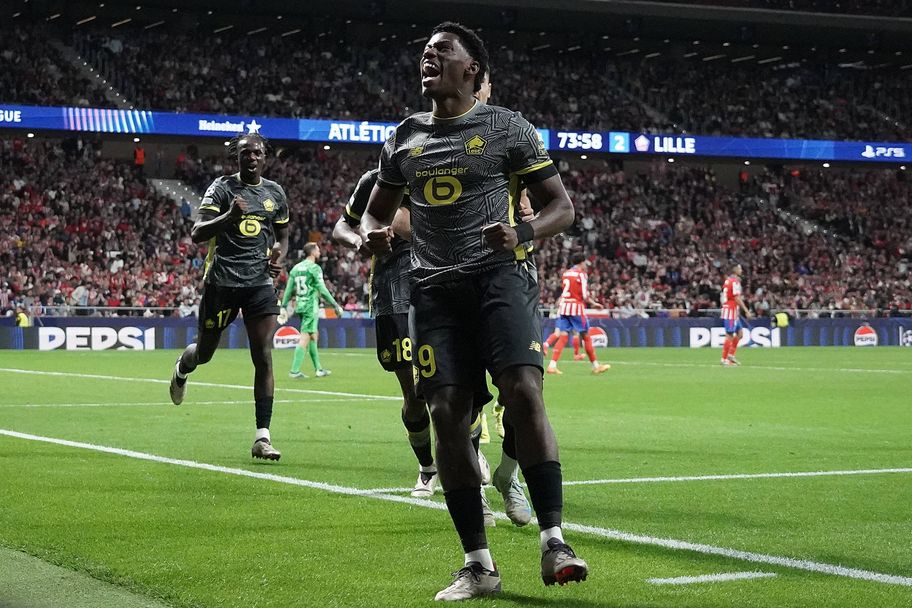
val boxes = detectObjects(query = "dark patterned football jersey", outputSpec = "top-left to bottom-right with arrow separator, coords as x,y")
198,174 -> 289,287
378,101 -> 555,286
342,169 -> 411,316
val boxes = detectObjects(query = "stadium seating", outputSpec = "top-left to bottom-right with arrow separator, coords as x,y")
3,137 -> 908,320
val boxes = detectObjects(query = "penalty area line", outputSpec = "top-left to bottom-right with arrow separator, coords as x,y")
2,429 -> 911,588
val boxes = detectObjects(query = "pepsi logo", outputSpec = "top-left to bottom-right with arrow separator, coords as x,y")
853,325 -> 878,347
588,326 -> 608,348
273,325 -> 301,349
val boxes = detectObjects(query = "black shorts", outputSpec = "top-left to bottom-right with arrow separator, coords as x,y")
375,313 -> 412,372
409,262 -> 543,399
198,283 -> 279,334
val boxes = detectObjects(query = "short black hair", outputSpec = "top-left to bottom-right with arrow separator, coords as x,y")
571,252 -> 587,266
430,21 -> 489,93
227,132 -> 268,158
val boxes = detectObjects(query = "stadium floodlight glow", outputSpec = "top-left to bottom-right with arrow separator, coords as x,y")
144,20 -> 164,30
667,158 -> 675,163
900,64 -> 912,70
702,54 -> 725,62
281,29 -> 301,37
644,52 -> 661,59
47,13 -> 61,21
323,145 -> 331,150
247,27 -> 267,36
133,137 -> 140,143
823,163 -> 830,168
580,155 -> 588,160
77,16 -> 97,25
723,42 -> 730,47
112,18 -> 132,27
213,25 -> 234,33
901,166 -> 907,171
683,52 -> 698,58
731,55 -> 755,63
223,141 -> 230,146
757,56 -> 783,65
27,133 -> 35,138
617,49 -> 640,56
744,161 -> 750,165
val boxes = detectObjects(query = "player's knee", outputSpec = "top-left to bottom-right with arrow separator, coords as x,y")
497,368 -> 544,412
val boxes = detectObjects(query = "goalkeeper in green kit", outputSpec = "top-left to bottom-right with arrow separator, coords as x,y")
280,242 -> 344,378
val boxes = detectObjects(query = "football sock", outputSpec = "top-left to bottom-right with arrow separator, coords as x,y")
402,410 -> 434,468
523,460 -> 563,531
583,334 -> 596,362
540,526 -> 565,552
307,340 -> 321,371
254,396 -> 274,430
502,418 -> 517,460
291,345 -> 306,373
729,338 -> 739,357
465,549 -> 495,571
572,335 -> 581,356
721,337 -> 731,360
254,427 -> 271,443
444,488 -> 488,554
551,334 -> 568,364
470,411 -> 482,454
544,333 -> 558,348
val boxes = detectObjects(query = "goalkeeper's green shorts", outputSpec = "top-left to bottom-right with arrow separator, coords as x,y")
297,310 -> 319,334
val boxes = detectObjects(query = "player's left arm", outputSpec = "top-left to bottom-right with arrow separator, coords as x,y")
312,267 -> 343,314
736,294 -> 751,318
483,115 -> 573,251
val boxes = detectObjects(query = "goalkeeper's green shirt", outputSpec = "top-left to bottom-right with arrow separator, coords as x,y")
282,259 -> 340,314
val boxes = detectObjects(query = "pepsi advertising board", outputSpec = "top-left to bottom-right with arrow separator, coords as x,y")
1,103 -> 907,163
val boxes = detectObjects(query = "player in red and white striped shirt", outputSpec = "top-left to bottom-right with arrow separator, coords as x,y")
546,253 -> 610,375
720,263 -> 752,366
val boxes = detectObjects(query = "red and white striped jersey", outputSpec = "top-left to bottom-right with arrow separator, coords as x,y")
558,267 -> 588,316
721,276 -> 741,321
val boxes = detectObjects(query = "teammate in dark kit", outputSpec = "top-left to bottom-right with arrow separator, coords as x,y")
361,21 -> 588,601
169,132 -> 289,462
332,170 -> 440,497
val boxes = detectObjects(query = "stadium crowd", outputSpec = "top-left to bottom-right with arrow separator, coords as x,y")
3,138 -> 909,323
0,21 -> 904,142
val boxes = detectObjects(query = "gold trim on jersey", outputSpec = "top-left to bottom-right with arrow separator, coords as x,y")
344,203 -> 362,220
202,237 -> 217,281
367,256 -> 376,316
199,204 -> 221,213
233,172 -> 263,187
514,159 -> 554,176
507,175 -> 528,261
274,216 -> 290,224
432,99 -> 478,122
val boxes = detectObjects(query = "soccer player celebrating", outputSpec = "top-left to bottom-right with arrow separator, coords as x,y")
281,243 -> 344,378
332,170 -> 441,497
361,22 -> 588,601
169,132 -> 288,461
546,253 -> 610,375
721,262 -> 751,366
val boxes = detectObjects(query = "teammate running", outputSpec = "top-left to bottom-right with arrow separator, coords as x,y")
169,132 -> 288,461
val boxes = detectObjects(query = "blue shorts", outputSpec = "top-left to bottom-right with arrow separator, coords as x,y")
723,318 -> 743,334
556,314 -> 589,333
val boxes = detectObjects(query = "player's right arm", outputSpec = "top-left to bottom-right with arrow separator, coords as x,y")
361,133 -> 407,255
191,178 -> 248,243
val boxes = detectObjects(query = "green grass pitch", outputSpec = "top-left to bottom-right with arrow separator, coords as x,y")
1,347 -> 910,607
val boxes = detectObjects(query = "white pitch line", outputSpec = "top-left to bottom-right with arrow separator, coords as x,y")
2,429 -> 911,588
648,571 -> 778,585
0,399 -> 370,408
610,361 -> 911,375
563,467 -> 912,486
0,368 -> 400,401
362,466 -> 912,494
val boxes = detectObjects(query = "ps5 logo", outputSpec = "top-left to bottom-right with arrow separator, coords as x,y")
861,145 -> 906,159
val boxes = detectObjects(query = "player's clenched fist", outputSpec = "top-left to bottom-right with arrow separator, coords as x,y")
365,226 -> 394,255
229,195 -> 249,218
481,222 -> 519,251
